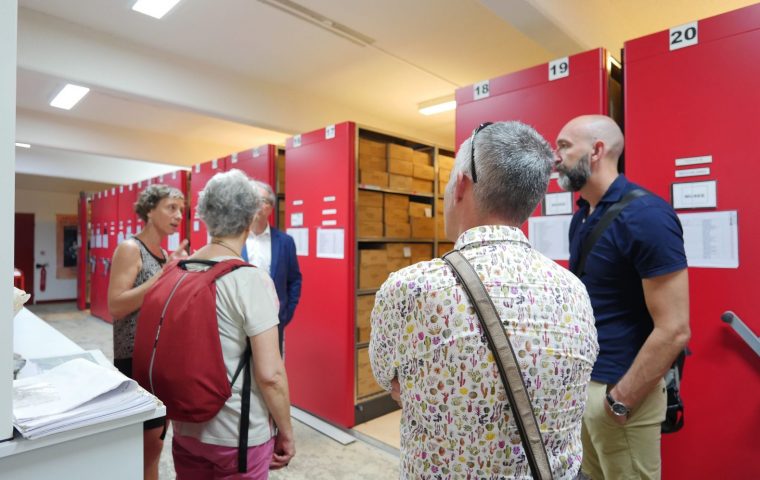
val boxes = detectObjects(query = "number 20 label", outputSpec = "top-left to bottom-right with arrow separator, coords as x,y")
670,22 -> 698,51
548,57 -> 569,81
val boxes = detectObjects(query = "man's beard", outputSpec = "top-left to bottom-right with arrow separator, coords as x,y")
557,153 -> 591,192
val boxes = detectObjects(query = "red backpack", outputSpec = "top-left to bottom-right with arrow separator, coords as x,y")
132,259 -> 255,471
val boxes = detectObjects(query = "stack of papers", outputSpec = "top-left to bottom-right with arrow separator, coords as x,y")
13,358 -> 159,439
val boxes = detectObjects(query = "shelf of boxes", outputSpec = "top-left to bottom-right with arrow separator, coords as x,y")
276,147 -> 286,229
435,148 -> 456,256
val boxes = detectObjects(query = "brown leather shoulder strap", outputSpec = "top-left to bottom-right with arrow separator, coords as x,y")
443,249 -> 554,480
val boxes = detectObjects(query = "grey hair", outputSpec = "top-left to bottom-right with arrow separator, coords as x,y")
251,180 -> 276,206
134,184 -> 184,222
451,121 -> 553,224
198,169 -> 261,237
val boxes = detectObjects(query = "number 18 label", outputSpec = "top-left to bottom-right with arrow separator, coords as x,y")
473,80 -> 490,100
549,57 -> 569,81
670,22 -> 698,51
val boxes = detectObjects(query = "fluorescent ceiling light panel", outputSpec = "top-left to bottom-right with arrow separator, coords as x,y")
50,84 -> 90,110
15,143 -> 31,148
132,0 -> 182,19
418,95 -> 456,116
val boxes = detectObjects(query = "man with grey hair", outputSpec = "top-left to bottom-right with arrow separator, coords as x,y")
242,180 -> 302,356
370,121 -> 598,479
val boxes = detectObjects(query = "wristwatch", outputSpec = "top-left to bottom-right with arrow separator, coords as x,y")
605,392 -> 631,417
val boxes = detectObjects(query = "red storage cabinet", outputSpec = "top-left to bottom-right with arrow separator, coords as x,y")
189,158 -> 227,251
284,123 -> 356,427
456,48 -> 621,266
229,145 -> 278,227
77,192 -> 89,310
624,4 -> 760,478
117,183 -> 137,246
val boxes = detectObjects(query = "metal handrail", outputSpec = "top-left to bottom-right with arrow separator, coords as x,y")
721,311 -> 760,358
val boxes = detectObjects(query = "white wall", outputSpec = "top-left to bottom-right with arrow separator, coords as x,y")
15,189 -> 79,302
1,0 -> 18,442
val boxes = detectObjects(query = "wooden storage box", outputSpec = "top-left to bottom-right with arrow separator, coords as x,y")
387,144 -> 413,162
359,155 -> 386,172
356,295 -> 375,343
360,169 -> 388,188
411,217 -> 435,238
358,206 -> 383,223
360,248 -> 388,266
384,193 -> 410,210
384,207 -> 409,224
389,174 -> 413,191
413,164 -> 435,181
357,347 -> 383,398
388,157 -> 414,177
439,155 -> 455,170
412,178 -> 434,194
387,257 -> 412,272
359,264 -> 389,289
409,201 -> 432,218
410,244 -> 433,263
359,139 -> 387,157
412,150 -> 431,166
358,190 -> 383,208
358,220 -> 383,238
385,222 -> 411,238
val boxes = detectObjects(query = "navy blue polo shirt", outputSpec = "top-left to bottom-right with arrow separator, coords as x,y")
569,175 -> 687,384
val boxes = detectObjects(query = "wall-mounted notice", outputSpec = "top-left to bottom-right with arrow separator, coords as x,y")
167,233 -> 180,251
292,200 -> 304,206
290,212 -> 304,227
322,209 -> 337,215
528,215 -> 572,260
678,211 -> 738,268
675,155 -> 712,167
323,196 -> 336,202
675,167 -> 710,178
193,220 -> 200,232
672,180 -> 717,209
322,219 -> 337,226
544,192 -> 573,216
316,228 -> 344,259
287,228 -> 309,257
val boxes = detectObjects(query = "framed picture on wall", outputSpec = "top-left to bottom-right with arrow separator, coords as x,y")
56,214 -> 79,279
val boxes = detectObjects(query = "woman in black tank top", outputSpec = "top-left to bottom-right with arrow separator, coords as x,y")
107,184 -> 187,480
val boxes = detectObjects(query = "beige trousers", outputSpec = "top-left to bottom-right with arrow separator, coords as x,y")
581,379 -> 666,480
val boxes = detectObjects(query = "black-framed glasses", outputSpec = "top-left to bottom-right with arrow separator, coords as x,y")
470,122 -> 493,183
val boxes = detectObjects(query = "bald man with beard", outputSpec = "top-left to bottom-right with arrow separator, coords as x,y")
555,115 -> 691,479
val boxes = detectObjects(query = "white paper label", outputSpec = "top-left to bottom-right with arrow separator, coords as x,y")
679,211 -> 737,268
126,226 -> 132,236
528,215 -> 572,260
322,209 -> 337,215
670,21 -> 698,51
403,246 -> 412,258
473,80 -> 490,100
424,207 -> 432,218
167,233 -> 180,251
194,165 -> 200,174
119,185 -> 124,193
138,181 -> 143,188
293,135 -> 302,148
253,147 -> 261,158
231,152 -> 238,164
548,57 -> 570,81
291,212 -> 304,227
287,228 -> 309,256
325,125 -> 335,139
159,175 -> 165,182
212,159 -> 218,169
544,192 -> 574,216
323,196 -> 336,202
322,219 -> 337,226
675,167 -> 710,178
316,228 -> 344,259
102,234 -> 109,249
117,232 -> 124,245
550,171 -> 559,180
675,155 -> 712,167
129,184 -> 133,191
672,180 -> 717,209
172,171 -> 177,180
292,200 -> 304,206
193,220 -> 200,232
111,188 -> 116,196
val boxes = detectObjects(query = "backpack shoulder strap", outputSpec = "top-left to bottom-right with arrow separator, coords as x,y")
178,258 -> 252,283
573,189 -> 648,276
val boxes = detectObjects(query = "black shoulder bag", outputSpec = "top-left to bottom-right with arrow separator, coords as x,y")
570,189 -> 686,434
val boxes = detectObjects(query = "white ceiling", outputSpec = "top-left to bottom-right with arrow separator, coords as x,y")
14,0 -> 759,190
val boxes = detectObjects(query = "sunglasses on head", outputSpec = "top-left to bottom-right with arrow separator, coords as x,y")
470,122 -> 493,183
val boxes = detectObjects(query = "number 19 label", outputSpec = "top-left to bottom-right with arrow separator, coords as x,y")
670,22 -> 698,51
548,57 -> 569,81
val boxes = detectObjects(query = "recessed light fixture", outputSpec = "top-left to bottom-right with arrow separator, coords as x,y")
50,84 -> 90,110
15,142 -> 31,149
418,95 -> 456,116
132,0 -> 183,19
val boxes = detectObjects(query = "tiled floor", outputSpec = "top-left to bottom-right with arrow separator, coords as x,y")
26,303 -> 399,480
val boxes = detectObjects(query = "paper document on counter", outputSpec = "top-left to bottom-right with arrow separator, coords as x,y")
13,358 -> 159,439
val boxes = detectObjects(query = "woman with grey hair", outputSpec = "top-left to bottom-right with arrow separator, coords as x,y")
170,169 -> 295,479
108,183 -> 188,480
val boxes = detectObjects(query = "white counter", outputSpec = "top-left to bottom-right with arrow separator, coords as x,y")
0,308 -> 165,480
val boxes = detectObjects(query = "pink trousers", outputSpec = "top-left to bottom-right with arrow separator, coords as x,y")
172,434 -> 275,480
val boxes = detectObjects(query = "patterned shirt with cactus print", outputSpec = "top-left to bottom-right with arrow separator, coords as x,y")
370,225 -> 598,479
